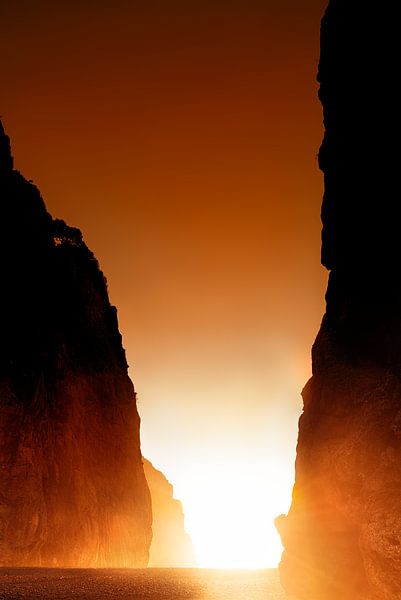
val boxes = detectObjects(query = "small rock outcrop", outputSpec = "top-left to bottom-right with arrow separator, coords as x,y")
143,459 -> 196,568
0,121 -> 152,567
276,3 -> 401,599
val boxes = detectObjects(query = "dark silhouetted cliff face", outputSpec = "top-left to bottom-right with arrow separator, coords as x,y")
143,459 -> 196,568
276,3 -> 401,600
0,121 -> 152,567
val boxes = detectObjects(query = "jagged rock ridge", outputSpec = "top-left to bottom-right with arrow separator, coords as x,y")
276,2 -> 401,599
0,121 -> 152,567
143,459 -> 196,568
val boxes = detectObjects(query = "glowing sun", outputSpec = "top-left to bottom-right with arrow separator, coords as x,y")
179,457 -> 292,569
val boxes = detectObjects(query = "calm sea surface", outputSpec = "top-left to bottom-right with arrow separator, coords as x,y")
0,568 -> 285,599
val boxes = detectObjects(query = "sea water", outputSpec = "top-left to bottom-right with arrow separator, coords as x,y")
0,567 -> 286,599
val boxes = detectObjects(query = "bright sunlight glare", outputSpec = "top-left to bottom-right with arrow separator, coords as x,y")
180,457 -> 293,569
138,355 -> 304,571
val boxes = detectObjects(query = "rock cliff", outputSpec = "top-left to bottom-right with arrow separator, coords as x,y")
276,2 -> 401,599
143,459 -> 196,568
0,121 -> 152,567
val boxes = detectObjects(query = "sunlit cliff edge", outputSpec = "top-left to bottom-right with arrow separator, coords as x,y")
276,2 -> 401,599
0,121 -> 152,567
144,459 -> 196,568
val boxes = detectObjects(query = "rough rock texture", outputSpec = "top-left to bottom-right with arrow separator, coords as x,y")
276,3 -> 401,600
0,121 -> 152,567
143,459 -> 196,567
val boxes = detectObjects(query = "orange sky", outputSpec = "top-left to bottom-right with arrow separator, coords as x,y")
0,0 -> 328,567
